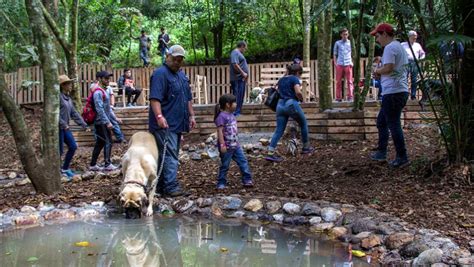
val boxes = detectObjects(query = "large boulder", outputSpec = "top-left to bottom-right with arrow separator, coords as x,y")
412,248 -> 443,266
282,202 -> 301,215
244,199 -> 263,212
386,232 -> 415,250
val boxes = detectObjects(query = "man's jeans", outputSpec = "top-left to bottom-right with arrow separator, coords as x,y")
161,47 -> 168,64
335,64 -> 354,100
111,120 -> 125,141
231,79 -> 246,116
377,92 -> 409,159
91,124 -> 113,167
140,47 -> 149,66
269,99 -> 309,150
152,129 -> 181,194
217,146 -> 252,185
408,60 -> 419,99
59,128 -> 77,170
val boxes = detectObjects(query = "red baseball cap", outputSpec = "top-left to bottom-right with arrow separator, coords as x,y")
370,23 -> 394,36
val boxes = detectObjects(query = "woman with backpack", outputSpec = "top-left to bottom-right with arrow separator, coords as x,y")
59,75 -> 89,178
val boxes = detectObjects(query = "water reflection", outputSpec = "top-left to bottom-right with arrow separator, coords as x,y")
0,216 -> 369,266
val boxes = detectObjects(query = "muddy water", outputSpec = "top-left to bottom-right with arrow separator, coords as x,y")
0,215 -> 370,266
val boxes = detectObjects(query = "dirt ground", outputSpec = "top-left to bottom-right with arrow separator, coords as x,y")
0,106 -> 472,249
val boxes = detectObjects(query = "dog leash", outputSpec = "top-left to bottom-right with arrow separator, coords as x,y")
147,129 -> 169,194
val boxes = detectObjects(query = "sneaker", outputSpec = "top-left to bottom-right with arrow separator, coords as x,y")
265,153 -> 284,163
61,169 -> 75,177
301,147 -> 315,154
389,157 -> 410,168
370,151 -> 387,162
335,99 -> 342,102
132,102 -> 137,106
216,184 -> 226,190
242,180 -> 254,188
126,103 -> 132,107
103,163 -> 119,171
89,165 -> 103,171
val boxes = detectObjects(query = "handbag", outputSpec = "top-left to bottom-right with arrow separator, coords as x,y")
264,87 -> 280,111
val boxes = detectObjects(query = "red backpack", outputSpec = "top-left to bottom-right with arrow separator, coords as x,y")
82,87 -> 106,125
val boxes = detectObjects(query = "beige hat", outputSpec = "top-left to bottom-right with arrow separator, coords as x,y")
167,45 -> 186,57
59,75 -> 74,85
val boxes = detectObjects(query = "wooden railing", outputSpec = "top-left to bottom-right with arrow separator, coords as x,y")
4,59 -> 372,105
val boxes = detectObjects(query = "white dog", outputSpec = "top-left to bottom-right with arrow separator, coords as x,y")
120,131 -> 159,218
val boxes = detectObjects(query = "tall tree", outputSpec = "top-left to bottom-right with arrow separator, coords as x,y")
0,0 -> 62,194
210,0 -> 225,63
351,0 -> 366,110
303,0 -> 311,67
316,0 -> 333,110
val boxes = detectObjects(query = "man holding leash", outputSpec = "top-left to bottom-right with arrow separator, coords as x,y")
149,45 -> 196,197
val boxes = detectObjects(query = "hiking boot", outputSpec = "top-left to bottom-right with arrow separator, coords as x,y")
265,153 -> 283,163
103,163 -> 119,171
242,180 -> 254,188
389,157 -> 410,168
370,151 -> 387,162
61,169 -> 75,178
301,147 -> 315,154
89,165 -> 103,171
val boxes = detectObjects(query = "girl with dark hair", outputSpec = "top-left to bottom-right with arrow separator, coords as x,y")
214,94 -> 253,190
265,64 -> 315,162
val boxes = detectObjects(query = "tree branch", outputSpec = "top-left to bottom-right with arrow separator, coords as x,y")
40,0 -> 70,53
0,10 -> 28,44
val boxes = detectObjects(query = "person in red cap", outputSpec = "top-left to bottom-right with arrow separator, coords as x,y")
369,23 -> 410,168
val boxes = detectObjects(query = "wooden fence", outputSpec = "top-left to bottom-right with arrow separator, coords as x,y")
4,59 -> 372,105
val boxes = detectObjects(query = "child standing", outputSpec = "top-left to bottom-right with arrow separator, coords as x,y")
214,94 -> 253,190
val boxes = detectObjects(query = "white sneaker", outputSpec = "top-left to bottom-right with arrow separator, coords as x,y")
103,164 -> 119,171
89,165 -> 103,171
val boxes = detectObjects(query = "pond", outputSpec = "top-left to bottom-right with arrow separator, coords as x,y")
0,215 -> 370,266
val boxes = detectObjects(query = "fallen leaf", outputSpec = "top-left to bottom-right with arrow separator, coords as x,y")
27,256 -> 38,262
74,241 -> 90,247
220,247 -> 228,253
352,250 -> 366,257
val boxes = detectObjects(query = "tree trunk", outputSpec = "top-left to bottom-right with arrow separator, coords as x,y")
212,0 -> 224,63
203,34 -> 209,59
317,0 -> 333,110
186,0 -> 197,63
351,0 -> 365,110
302,0 -> 311,67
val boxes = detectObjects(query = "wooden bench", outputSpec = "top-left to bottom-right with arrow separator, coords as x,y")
260,67 -> 313,102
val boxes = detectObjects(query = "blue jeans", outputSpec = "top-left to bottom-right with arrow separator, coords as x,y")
140,47 -> 149,66
372,79 -> 382,99
377,92 -> 409,159
152,129 -> 181,194
217,146 -> 252,185
408,60 -> 419,99
269,99 -> 309,151
59,128 -> 77,170
111,120 -> 125,141
231,79 -> 246,116
161,47 -> 168,64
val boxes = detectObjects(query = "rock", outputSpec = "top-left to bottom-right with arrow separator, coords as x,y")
381,251 -> 403,266
108,169 -> 121,178
259,138 -> 269,146
386,232 -> 415,250
0,175 -> 6,180
400,239 -> 430,258
20,205 -> 36,213
361,234 -> 382,249
309,216 -> 322,225
37,203 -> 54,213
341,204 -> 356,213
211,203 -> 222,217
57,204 -> 71,209
265,201 -> 281,214
182,144 -> 190,151
330,227 -> 348,238
458,256 -> 474,266
431,263 -> 449,267
227,211 -> 245,218
190,152 -> 201,161
78,209 -> 99,218
4,208 -> 20,216
44,209 -> 76,220
81,171 -> 95,181
469,240 -> 474,252
205,136 -> 214,144
242,144 -> 253,151
198,142 -> 206,149
193,207 -> 212,218
311,222 -> 334,232
207,147 -> 219,159
2,181 -> 15,188
14,214 -> 39,226
412,248 -> 443,266
179,153 -> 190,162
320,207 -> 342,222
282,202 -> 301,215
16,178 -> 31,186
216,196 -> 242,210
61,176 -> 70,183
196,198 -> 213,208
8,172 -> 17,179
338,234 -> 352,243
200,152 -> 210,159
172,200 -> 194,213
302,203 -> 321,216
93,172 -> 106,180
352,218 -> 377,234
283,216 -> 307,225
257,214 -> 273,222
273,214 -> 284,223
72,175 -> 82,183
188,146 -> 197,152
354,231 -> 372,239
157,203 -> 173,214
91,201 -> 105,208
244,199 -> 263,212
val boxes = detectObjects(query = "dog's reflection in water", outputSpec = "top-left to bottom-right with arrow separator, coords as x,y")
124,206 -> 142,219
121,224 -> 167,267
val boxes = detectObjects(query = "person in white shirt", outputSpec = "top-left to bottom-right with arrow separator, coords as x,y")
401,30 -> 425,100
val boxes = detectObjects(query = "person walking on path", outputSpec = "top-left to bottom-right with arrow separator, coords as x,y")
401,30 -> 426,100
214,94 -> 253,190
136,30 -> 151,67
89,71 -> 120,171
333,28 -> 354,102
158,27 -> 170,64
229,41 -> 249,116
265,64 -> 315,163
59,75 -> 89,178
149,45 -> 196,197
369,23 -> 410,168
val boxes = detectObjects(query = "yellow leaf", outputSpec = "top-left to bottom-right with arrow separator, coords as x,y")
352,250 -> 366,257
220,247 -> 228,253
74,241 -> 90,247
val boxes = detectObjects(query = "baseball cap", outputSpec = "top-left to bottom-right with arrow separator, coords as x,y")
408,30 -> 417,36
96,71 -> 113,79
370,23 -> 394,36
58,75 -> 74,85
167,45 -> 186,57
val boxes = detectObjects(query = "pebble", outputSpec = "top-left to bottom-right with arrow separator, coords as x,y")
8,172 -> 17,179
265,201 -> 282,214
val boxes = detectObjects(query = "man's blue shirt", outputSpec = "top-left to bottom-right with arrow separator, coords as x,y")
149,64 -> 193,133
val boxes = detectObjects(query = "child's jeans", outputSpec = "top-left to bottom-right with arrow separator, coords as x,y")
217,146 -> 252,186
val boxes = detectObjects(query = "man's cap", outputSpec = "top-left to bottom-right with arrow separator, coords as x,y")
167,45 -> 186,57
96,71 -> 113,79
408,30 -> 417,36
370,23 -> 394,36
59,75 -> 74,85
